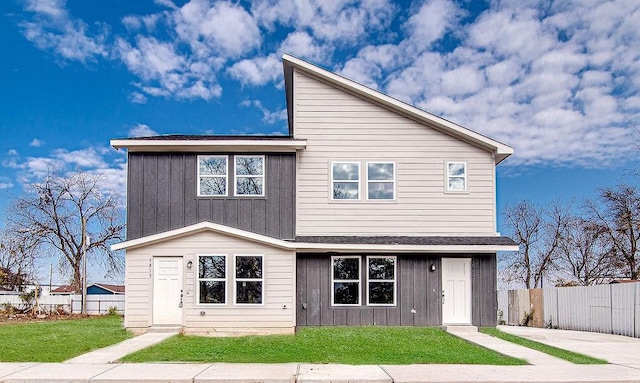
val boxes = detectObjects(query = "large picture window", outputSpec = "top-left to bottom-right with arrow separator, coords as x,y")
235,255 -> 263,304
447,162 -> 467,192
331,256 -> 361,306
235,156 -> 265,196
367,162 -> 395,200
367,256 -> 396,306
198,156 -> 228,196
332,162 -> 360,200
198,255 -> 226,304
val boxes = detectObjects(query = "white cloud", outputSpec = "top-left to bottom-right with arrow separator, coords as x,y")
21,0 -> 108,63
128,124 -> 158,137
0,182 -> 14,190
29,138 -> 44,147
129,92 -> 147,104
240,99 -> 287,124
228,54 -> 281,87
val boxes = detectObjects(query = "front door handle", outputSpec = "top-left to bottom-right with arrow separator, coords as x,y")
442,290 -> 445,304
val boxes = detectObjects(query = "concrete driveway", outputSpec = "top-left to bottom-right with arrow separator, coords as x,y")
498,325 -> 640,369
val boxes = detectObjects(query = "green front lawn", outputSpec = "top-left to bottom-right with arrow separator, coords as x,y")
122,326 -> 526,365
0,315 -> 132,362
480,328 -> 607,364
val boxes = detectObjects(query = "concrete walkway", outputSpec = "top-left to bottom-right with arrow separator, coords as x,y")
2,327 -> 640,382
63,331 -> 177,364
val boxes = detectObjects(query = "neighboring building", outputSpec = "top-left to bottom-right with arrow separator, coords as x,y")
112,54 -> 518,335
87,283 -> 125,295
49,285 -> 76,295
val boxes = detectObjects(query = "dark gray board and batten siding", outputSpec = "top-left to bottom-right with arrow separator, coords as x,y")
127,153 -> 296,240
296,253 -> 497,327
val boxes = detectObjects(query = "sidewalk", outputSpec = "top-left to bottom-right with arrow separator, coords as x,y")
2,326 -> 640,382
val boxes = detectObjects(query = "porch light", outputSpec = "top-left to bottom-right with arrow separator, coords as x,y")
430,264 -> 436,272
187,260 -> 193,269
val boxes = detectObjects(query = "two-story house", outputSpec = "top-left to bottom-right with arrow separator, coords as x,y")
111,54 -> 517,335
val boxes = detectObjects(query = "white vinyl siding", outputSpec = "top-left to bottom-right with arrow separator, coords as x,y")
293,70 -> 496,236
124,231 -> 295,334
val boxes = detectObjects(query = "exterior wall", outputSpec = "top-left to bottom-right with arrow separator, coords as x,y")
296,253 -> 496,327
293,70 -> 497,236
127,153 -> 295,240
124,231 -> 296,335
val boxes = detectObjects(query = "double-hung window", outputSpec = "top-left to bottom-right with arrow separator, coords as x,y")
331,256 -> 361,306
367,162 -> 395,200
447,162 -> 467,192
367,256 -> 396,306
332,162 -> 360,200
198,255 -> 226,304
235,255 -> 263,304
198,156 -> 228,196
235,156 -> 265,196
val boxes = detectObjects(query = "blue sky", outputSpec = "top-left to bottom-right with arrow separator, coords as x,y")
1,0 -> 639,283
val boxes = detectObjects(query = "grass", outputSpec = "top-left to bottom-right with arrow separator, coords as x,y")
480,328 -> 607,364
122,326 -> 526,365
0,315 -> 132,362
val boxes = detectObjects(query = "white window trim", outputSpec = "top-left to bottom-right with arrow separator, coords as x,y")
233,254 -> 265,306
366,256 -> 397,306
197,155 -> 229,197
445,161 -> 467,193
330,161 -> 361,201
196,254 -> 227,306
331,255 -> 361,307
234,155 -> 266,197
366,162 -> 396,201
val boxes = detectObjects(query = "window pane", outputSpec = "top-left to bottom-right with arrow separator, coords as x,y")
448,163 -> 465,176
236,256 -> 262,279
200,177 -> 226,195
199,281 -> 225,304
367,163 -> 393,181
333,182 -> 359,199
368,182 -> 394,200
369,282 -> 394,304
236,177 -> 263,195
333,163 -> 359,180
448,177 -> 465,191
236,157 -> 264,176
369,258 -> 395,280
334,282 -> 359,305
333,258 -> 359,280
236,281 -> 262,304
199,157 -> 226,175
199,256 -> 225,279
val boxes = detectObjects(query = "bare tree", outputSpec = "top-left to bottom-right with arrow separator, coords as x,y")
0,226 -> 40,290
555,217 -> 617,285
7,168 -> 125,292
501,201 -> 568,288
587,184 -> 640,280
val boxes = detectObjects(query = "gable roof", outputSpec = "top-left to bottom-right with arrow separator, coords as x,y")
110,134 -> 307,153
90,283 -> 125,294
282,54 -> 514,164
112,221 -> 519,253
50,285 -> 75,294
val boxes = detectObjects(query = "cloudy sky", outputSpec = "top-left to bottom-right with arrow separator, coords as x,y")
1,0 -> 639,282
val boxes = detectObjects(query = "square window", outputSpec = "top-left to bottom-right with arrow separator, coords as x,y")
332,162 -> 360,200
235,156 -> 265,196
331,256 -> 361,306
197,255 -> 226,304
367,162 -> 395,200
367,256 -> 396,306
198,156 -> 228,196
447,162 -> 467,192
235,255 -> 263,304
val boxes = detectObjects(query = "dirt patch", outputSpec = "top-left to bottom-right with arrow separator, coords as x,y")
0,313 -> 93,325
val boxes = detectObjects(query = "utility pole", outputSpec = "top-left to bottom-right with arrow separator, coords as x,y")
81,216 -> 87,315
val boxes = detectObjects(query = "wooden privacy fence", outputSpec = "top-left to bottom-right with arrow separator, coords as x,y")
498,283 -> 640,338
0,294 -> 125,315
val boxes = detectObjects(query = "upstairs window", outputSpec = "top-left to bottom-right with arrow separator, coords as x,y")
367,162 -> 395,200
198,255 -> 226,304
235,255 -> 263,304
331,256 -> 361,306
447,162 -> 467,192
367,256 -> 396,306
235,156 -> 265,196
198,156 -> 228,196
332,162 -> 360,200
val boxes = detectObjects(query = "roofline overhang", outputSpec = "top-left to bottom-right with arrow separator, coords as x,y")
111,221 -> 519,253
110,139 -> 308,153
282,53 -> 514,165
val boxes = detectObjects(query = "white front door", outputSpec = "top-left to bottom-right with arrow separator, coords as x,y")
153,257 -> 183,325
441,258 -> 472,325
